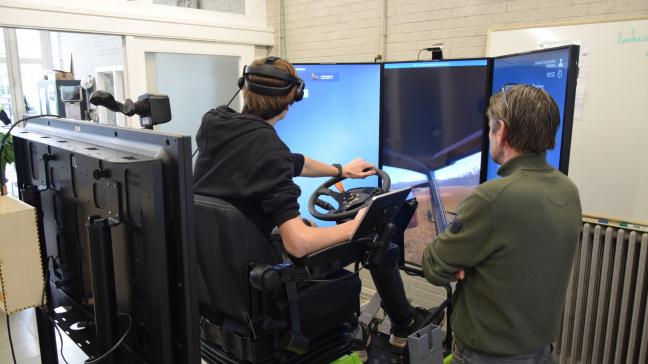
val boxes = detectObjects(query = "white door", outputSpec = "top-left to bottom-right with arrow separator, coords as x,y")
124,36 -> 255,138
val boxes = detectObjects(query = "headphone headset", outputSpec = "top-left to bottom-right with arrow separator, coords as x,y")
236,56 -> 305,102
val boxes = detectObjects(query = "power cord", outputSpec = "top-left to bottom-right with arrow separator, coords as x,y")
84,313 -> 132,363
0,114 -> 62,191
41,255 -> 133,363
41,255 -> 71,364
53,321 -> 71,364
5,311 -> 17,364
417,48 -> 426,61
417,45 -> 444,61
3,255 -> 64,364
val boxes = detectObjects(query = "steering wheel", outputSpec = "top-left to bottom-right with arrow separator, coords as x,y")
308,168 -> 391,221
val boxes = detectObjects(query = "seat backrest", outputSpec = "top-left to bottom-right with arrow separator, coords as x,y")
194,194 -> 283,329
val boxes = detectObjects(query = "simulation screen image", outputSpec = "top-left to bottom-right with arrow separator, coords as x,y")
275,63 -> 381,225
381,59 -> 490,266
487,47 -> 573,180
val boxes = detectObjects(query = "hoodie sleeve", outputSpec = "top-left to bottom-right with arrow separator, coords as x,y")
249,148 -> 302,227
291,153 -> 305,177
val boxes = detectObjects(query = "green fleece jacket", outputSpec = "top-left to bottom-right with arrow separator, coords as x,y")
421,153 -> 582,355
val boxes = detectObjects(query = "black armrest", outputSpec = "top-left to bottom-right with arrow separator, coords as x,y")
292,238 -> 372,278
250,238 -> 372,291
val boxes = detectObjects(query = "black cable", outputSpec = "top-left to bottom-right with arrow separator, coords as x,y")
226,88 -> 241,108
41,256 -> 133,363
0,256 -> 61,364
192,87 -> 243,158
5,312 -> 17,364
123,342 -> 147,363
84,313 -> 133,364
417,48 -> 425,61
190,89 -> 241,158
40,255 -> 71,364
53,321 -> 71,364
0,114 -> 62,190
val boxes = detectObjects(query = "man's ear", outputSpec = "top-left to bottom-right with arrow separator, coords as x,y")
497,120 -> 507,145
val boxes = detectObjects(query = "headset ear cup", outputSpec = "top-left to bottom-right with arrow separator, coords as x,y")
238,76 -> 245,90
294,80 -> 305,102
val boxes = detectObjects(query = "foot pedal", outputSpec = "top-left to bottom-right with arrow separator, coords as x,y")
359,293 -> 382,326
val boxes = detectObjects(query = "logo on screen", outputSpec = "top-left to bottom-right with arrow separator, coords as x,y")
310,72 -> 339,81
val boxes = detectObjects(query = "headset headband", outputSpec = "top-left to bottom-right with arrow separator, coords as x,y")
244,65 -> 302,85
240,56 -> 305,101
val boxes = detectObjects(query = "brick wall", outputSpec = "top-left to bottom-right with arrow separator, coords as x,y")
265,0 -> 648,310
267,0 -> 648,62
55,32 -> 124,80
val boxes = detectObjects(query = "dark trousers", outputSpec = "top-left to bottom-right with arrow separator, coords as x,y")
368,244 -> 413,328
452,341 -> 555,364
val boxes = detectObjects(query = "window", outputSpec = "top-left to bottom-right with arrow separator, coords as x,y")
152,0 -> 245,14
0,31 -> 11,115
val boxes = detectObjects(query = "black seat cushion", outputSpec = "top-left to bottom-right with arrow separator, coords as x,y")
194,193 -> 362,357
195,195 -> 284,331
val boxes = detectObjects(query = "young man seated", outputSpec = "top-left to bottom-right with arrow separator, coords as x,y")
193,56 -> 428,350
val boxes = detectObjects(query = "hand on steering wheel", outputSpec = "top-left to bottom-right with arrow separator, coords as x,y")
308,167 -> 391,221
342,158 -> 376,179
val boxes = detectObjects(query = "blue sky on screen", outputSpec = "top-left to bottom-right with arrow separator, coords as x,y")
275,63 -> 381,224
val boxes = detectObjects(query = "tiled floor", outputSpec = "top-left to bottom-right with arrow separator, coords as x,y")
1,309 -> 209,364
0,308 -> 88,364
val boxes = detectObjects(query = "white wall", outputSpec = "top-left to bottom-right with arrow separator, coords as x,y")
268,0 -> 648,62
146,52 -> 241,153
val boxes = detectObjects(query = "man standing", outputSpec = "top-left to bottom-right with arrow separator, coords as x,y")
421,85 -> 582,363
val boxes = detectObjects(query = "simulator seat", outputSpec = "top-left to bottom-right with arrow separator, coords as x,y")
194,194 -> 368,364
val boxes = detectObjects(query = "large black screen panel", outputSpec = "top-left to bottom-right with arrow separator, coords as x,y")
487,45 -> 579,179
382,59 -> 490,173
381,59 -> 490,267
13,118 -> 198,364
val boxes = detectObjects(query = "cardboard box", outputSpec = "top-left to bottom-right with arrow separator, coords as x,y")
48,70 -> 74,81
0,195 -> 44,313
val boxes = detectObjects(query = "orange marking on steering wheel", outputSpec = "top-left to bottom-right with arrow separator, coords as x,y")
335,181 -> 345,193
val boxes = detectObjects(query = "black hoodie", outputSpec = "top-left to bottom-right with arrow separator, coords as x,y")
193,106 -> 304,237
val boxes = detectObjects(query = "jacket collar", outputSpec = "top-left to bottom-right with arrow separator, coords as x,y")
497,152 -> 553,177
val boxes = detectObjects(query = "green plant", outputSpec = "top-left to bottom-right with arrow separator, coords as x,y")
0,132 -> 14,182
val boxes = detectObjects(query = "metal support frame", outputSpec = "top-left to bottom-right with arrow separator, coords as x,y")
86,215 -> 119,364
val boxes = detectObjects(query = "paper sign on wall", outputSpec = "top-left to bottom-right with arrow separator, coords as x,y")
538,40 -> 592,121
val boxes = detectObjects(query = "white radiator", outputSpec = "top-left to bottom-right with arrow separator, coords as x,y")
558,223 -> 648,364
